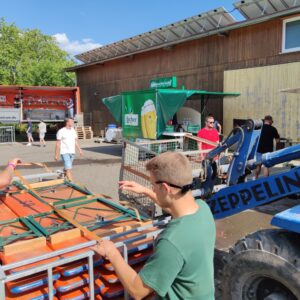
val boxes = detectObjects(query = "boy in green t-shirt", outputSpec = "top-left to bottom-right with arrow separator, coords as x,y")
92,152 -> 216,299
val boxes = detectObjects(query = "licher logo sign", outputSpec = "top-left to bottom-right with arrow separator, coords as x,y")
208,167 -> 300,219
124,114 -> 139,126
150,76 -> 177,89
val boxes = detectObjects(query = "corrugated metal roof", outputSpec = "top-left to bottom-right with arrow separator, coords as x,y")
234,0 -> 299,19
75,7 -> 235,64
68,0 -> 300,71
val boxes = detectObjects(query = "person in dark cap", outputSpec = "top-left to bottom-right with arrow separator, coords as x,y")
255,115 -> 280,178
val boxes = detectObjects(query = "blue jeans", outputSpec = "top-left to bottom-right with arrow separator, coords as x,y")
61,153 -> 75,170
68,108 -> 74,118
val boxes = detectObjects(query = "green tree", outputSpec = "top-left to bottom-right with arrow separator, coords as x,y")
0,19 -> 76,86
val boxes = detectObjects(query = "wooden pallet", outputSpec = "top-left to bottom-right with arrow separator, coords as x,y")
76,126 -> 94,140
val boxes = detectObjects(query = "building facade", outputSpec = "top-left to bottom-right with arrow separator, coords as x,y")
69,2 -> 300,138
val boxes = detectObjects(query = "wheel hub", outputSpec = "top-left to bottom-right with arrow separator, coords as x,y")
245,276 -> 297,300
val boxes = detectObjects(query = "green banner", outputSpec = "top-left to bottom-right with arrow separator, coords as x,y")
150,76 -> 177,89
122,90 -> 158,140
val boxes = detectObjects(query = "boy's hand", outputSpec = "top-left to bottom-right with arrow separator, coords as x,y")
119,181 -> 147,194
91,240 -> 119,261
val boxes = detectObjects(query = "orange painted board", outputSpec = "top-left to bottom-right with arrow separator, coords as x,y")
32,213 -> 67,228
103,248 -> 153,271
1,240 -> 58,273
6,272 -> 60,294
96,278 -> 124,298
55,269 -> 101,293
56,253 -> 103,277
0,200 -> 18,221
0,220 -> 30,242
100,262 -> 144,284
5,286 -> 57,300
49,235 -> 91,259
38,185 -> 87,203
2,193 -> 51,217
59,201 -> 123,223
57,279 -> 123,300
58,286 -> 102,300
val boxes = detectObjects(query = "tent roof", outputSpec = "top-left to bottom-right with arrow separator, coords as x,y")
121,88 -> 240,97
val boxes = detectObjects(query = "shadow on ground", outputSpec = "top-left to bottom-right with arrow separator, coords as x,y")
82,144 -> 122,157
254,196 -> 300,215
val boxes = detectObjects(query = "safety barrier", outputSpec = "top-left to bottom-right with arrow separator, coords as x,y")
0,126 -> 15,144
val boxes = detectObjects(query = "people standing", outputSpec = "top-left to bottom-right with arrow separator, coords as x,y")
67,98 -> 74,119
38,120 -> 47,147
55,118 -> 83,181
92,152 -> 216,300
26,117 -> 34,146
197,115 -> 219,160
255,115 -> 280,178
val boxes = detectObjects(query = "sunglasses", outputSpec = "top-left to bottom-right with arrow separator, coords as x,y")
155,181 -> 182,189
154,181 -> 194,194
207,121 -> 214,124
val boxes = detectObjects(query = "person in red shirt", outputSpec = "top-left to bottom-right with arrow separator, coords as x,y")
197,115 -> 219,160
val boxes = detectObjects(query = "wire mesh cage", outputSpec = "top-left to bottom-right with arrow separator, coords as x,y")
119,135 -> 216,218
0,126 -> 15,144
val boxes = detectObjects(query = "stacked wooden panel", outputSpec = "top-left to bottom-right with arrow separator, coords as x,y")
76,126 -> 94,140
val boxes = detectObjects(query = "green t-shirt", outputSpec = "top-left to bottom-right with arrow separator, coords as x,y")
139,200 -> 216,300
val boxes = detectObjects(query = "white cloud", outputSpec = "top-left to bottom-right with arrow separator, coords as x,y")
53,33 -> 101,56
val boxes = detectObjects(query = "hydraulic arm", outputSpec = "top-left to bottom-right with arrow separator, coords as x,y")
198,119 -> 300,220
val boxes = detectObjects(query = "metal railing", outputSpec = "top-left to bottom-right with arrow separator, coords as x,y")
0,218 -> 170,299
0,240 -> 96,300
0,126 -> 15,144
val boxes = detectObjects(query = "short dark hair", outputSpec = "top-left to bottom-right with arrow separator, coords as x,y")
264,115 -> 273,122
205,115 -> 214,122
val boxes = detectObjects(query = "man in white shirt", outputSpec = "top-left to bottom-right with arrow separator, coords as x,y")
55,118 -> 83,181
38,120 -> 47,147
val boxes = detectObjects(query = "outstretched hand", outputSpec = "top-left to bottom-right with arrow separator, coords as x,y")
91,240 -> 119,261
119,181 -> 147,194
8,158 -> 21,166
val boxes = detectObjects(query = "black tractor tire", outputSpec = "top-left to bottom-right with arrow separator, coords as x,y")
220,229 -> 300,300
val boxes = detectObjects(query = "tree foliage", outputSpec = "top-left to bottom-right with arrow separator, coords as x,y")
0,19 -> 76,86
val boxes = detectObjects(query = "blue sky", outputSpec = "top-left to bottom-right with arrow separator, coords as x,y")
1,0 -> 243,56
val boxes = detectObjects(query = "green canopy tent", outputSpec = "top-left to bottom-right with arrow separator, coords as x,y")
103,88 -> 240,140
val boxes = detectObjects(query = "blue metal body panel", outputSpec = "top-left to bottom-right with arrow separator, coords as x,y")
201,119 -> 300,233
208,167 -> 300,220
271,205 -> 300,234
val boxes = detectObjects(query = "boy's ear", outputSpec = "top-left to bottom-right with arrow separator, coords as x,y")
162,182 -> 171,194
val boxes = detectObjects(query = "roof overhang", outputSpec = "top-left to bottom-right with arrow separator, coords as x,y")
0,85 -> 78,92
66,0 -> 300,72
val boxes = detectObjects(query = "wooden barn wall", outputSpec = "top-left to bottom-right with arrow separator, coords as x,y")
75,15 -> 300,135
224,61 -> 300,140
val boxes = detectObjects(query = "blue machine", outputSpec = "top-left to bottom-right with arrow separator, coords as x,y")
199,119 -> 300,232
199,119 -> 300,300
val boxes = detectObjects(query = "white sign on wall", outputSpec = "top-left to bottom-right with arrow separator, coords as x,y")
0,96 -> 7,103
0,108 -> 20,123
124,114 -> 139,126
